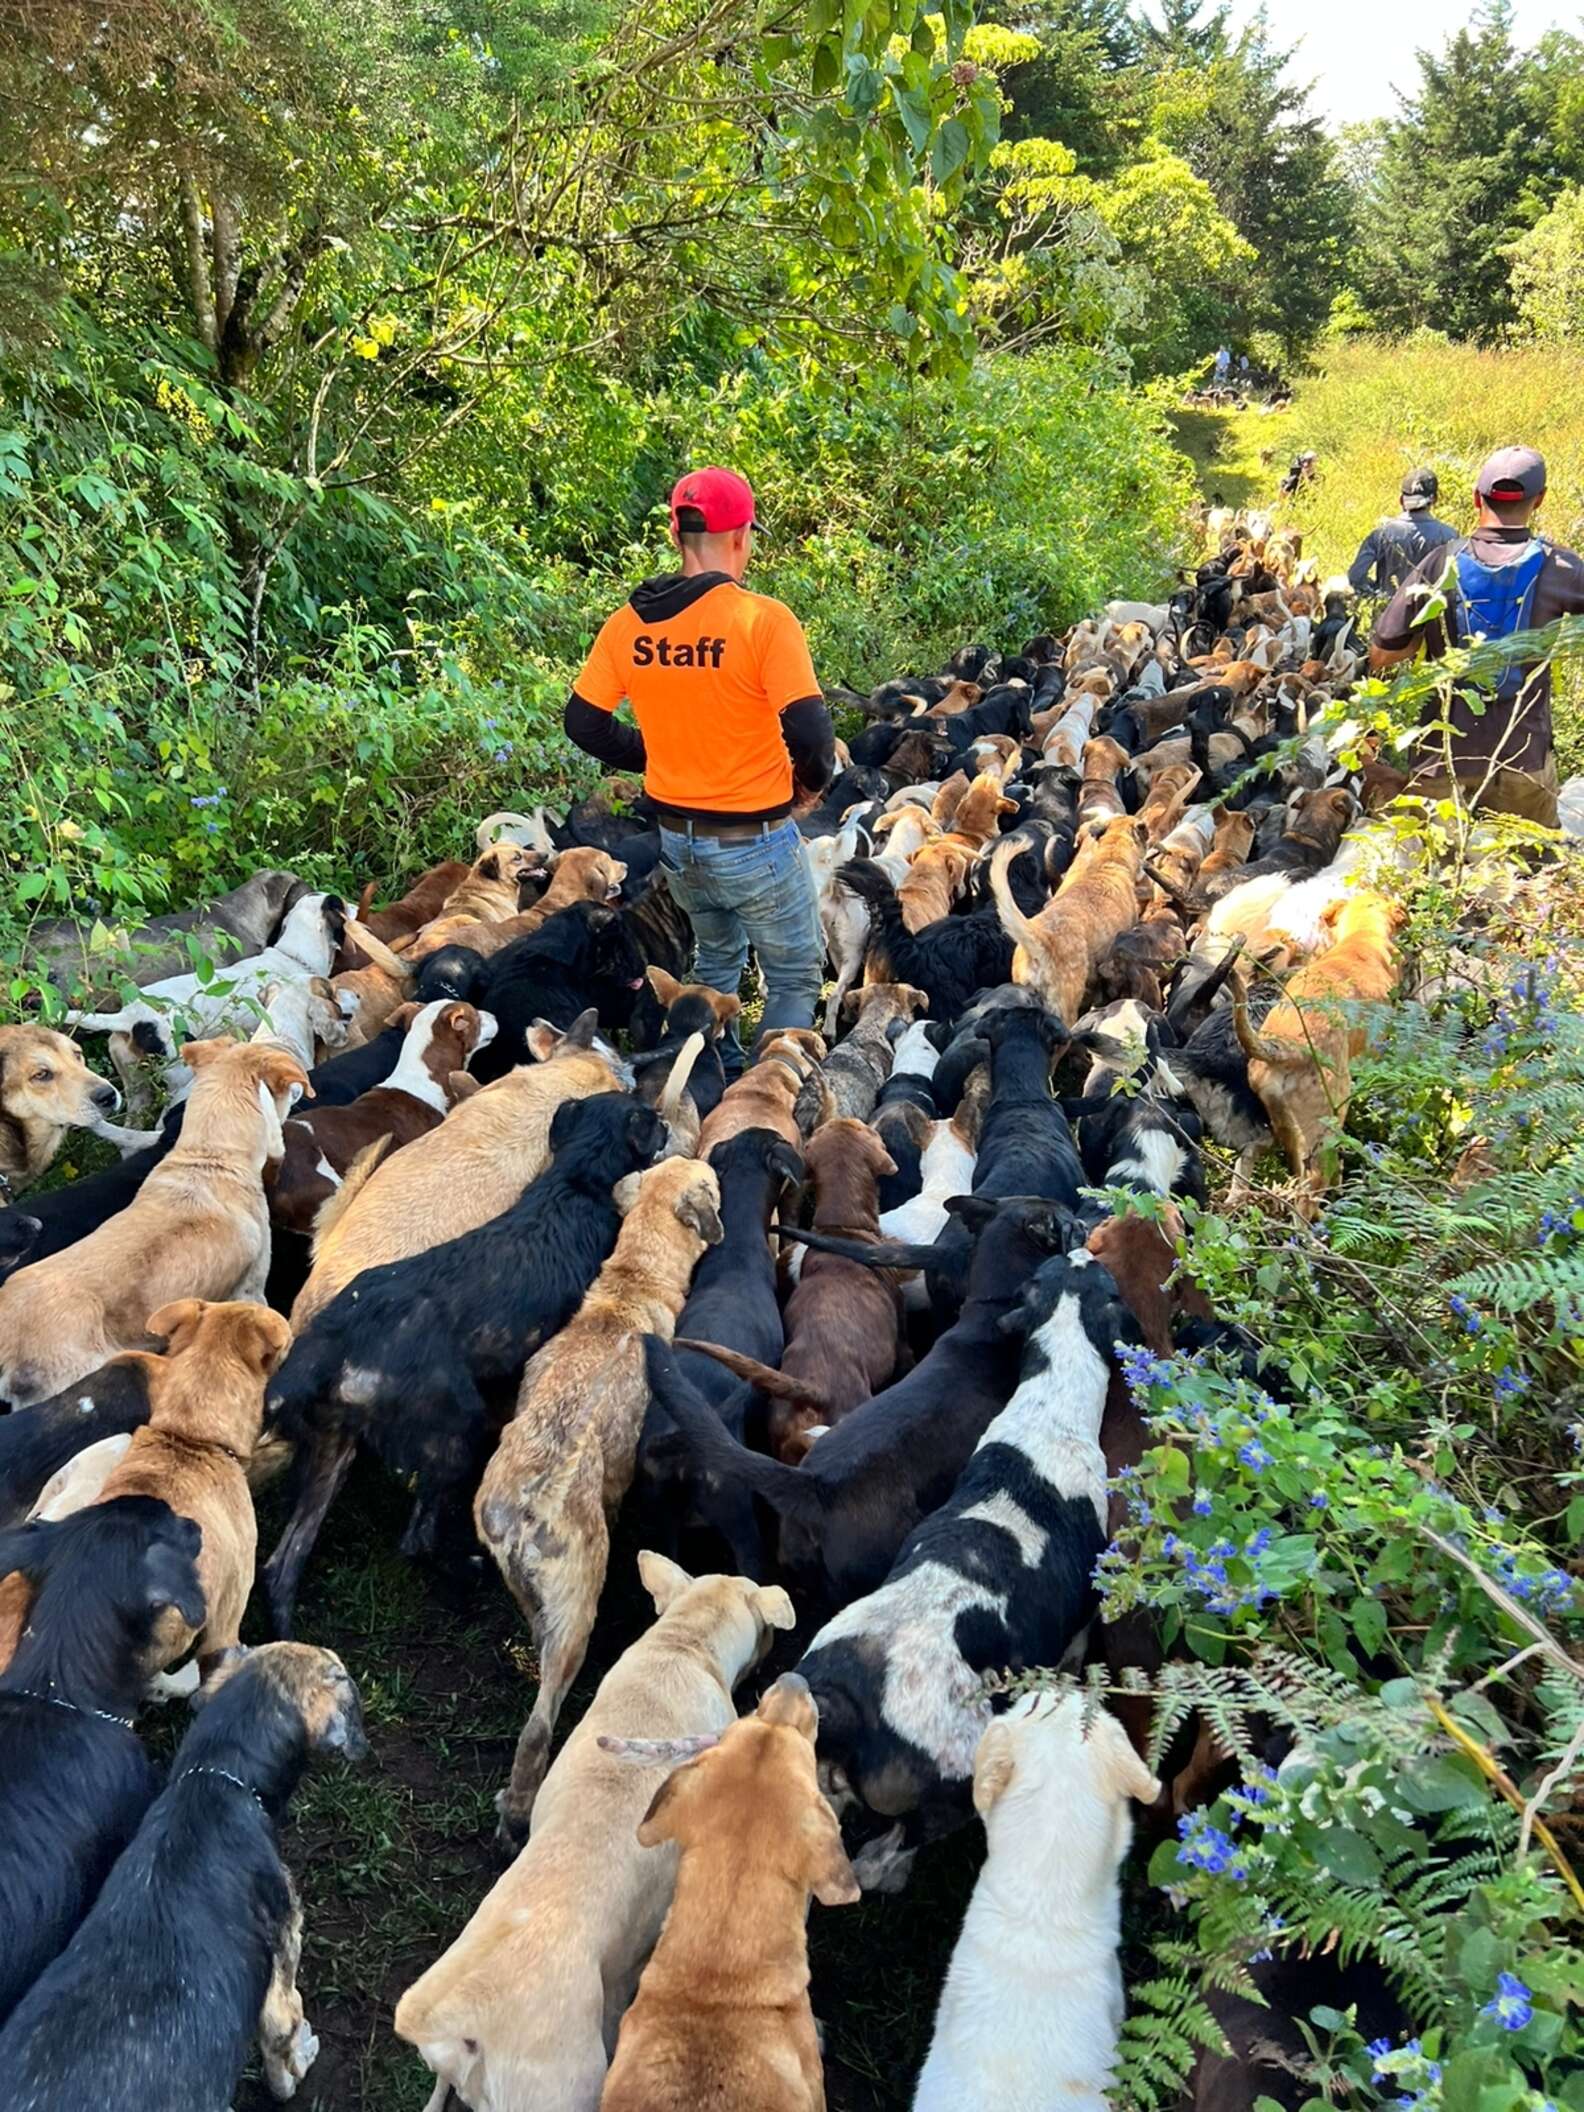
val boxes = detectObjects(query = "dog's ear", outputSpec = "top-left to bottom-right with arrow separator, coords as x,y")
387,1001 -> 423,1034
676,1181 -> 724,1246
707,989 -> 743,1029
800,1798 -> 862,1907
474,849 -> 506,882
222,1302 -> 293,1378
750,1583 -> 797,1633
524,1019 -> 564,1064
635,1754 -> 708,1848
563,1008 -> 599,1051
0,1518 -> 53,1584
973,1720 -> 1017,1815
146,1298 -> 209,1353
1096,1714 -> 1163,1806
447,1071 -> 483,1104
179,1036 -> 237,1071
645,966 -> 682,1009
253,1047 -> 311,1108
943,1193 -> 998,1235
637,1549 -> 694,1612
766,1139 -> 805,1190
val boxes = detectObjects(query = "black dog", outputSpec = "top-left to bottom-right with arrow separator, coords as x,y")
470,904 -> 647,1077
0,1208 -> 42,1282
0,1354 -> 156,1528
641,1194 -> 1075,1616
263,1091 -> 665,1629
0,1642 -> 366,2109
0,1498 -> 205,2025
838,859 -> 1015,1021
636,1128 -> 803,1554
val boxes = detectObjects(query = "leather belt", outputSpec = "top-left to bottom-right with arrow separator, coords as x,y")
669,818 -> 778,842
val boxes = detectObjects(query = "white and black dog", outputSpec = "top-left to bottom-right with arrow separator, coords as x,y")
65,893 -> 357,1110
798,1244 -> 1140,1891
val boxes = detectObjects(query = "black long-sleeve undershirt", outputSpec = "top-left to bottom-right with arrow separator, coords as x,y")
564,693 -> 646,773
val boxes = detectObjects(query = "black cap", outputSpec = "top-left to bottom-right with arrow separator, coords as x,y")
1476,446 -> 1546,503
1401,467 -> 1438,512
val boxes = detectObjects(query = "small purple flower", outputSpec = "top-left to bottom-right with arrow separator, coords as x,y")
1192,1491 -> 1213,1516
1238,1439 -> 1270,1473
1308,1490 -> 1329,1509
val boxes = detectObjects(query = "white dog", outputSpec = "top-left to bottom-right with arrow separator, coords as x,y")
912,1694 -> 1160,2112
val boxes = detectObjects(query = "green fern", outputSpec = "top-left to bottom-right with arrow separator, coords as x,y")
1113,1967 -> 1230,2112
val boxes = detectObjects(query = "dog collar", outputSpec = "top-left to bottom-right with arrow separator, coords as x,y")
184,1764 -> 267,1811
16,1688 -> 135,1731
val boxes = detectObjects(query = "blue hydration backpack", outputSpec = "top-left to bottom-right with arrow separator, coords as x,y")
1446,538 -> 1549,702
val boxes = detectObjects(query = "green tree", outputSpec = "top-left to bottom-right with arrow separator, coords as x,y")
1508,183 -> 1584,340
1349,2 -> 1541,340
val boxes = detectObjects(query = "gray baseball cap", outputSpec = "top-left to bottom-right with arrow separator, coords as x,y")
1401,467 -> 1438,511
1476,446 -> 1546,501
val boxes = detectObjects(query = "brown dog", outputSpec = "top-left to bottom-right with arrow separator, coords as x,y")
397,844 -> 546,961
643,967 -> 743,1041
406,847 -> 626,965
990,814 -> 1148,1026
351,859 -> 471,947
1232,888 -> 1404,1212
0,1297 -> 291,1673
0,1025 -> 124,1190
0,1039 -> 305,1407
696,1032 -> 828,1161
1193,808 -> 1258,897
1137,762 -> 1202,844
600,1675 -> 859,2112
477,1157 -> 724,1839
897,840 -> 974,933
679,1117 -> 903,1462
269,1000 -> 494,1239
939,771 -> 1018,854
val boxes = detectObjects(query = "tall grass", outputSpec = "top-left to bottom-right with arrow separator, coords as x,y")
1177,335 -> 1584,774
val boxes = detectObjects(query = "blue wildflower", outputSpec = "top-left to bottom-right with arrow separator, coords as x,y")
1238,1440 -> 1271,1472
1481,1971 -> 1532,2032
1309,1490 -> 1329,1509
1192,1491 -> 1213,1516
1493,1366 -> 1527,1400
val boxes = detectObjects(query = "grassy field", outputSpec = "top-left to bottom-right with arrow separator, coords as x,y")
1171,334 -> 1584,773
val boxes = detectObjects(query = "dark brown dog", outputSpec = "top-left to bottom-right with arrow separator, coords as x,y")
678,1117 -> 903,1462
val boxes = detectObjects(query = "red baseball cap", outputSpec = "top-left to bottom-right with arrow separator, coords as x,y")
670,466 -> 756,534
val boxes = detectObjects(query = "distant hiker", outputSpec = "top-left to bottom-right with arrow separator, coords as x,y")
1347,469 -> 1457,595
564,465 -> 833,1069
1279,451 -> 1317,498
1370,446 -> 1584,827
1213,344 -> 1231,382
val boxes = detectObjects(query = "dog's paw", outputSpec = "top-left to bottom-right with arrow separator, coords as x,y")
266,2019 -> 319,2100
851,1824 -> 916,1895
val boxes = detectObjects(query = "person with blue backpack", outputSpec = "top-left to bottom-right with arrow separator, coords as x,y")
1369,447 -> 1584,827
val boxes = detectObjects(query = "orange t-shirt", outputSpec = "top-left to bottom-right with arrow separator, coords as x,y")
574,576 -> 820,818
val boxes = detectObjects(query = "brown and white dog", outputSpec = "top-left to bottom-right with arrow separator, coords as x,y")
0,1039 -> 306,1407
269,1000 -> 496,1239
0,1025 -> 127,1191
477,1156 -> 724,1840
404,847 -> 626,965
599,1675 -> 859,2112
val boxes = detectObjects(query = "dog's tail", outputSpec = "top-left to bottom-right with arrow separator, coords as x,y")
774,1223 -> 968,1281
673,1338 -> 835,1415
308,1134 -> 393,1258
355,881 -> 378,920
1165,933 -> 1246,1033
475,808 -> 554,856
64,1006 -> 146,1035
341,919 -> 414,984
643,1336 -> 820,1521
659,1031 -> 706,1128
986,837 -> 1044,956
1230,968 -> 1298,1066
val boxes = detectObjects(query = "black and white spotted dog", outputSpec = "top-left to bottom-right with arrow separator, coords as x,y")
797,1246 -> 1141,1891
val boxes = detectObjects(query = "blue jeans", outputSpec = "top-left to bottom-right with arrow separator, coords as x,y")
658,820 -> 823,1077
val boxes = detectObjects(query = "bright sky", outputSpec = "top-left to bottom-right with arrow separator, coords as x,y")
1219,0 -> 1578,129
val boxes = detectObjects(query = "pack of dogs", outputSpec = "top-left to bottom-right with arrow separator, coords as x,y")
0,522 -> 1423,2110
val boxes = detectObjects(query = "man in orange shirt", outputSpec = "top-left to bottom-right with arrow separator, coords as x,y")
565,467 -> 834,1069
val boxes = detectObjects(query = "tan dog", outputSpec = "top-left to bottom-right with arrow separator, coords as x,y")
600,1675 -> 859,2112
0,1298 -> 291,1672
407,848 -> 626,966
1232,889 -> 1404,1212
291,1010 -> 624,1327
940,771 -> 1018,854
1137,763 -> 1202,844
897,840 -> 974,933
394,1555 -> 795,2112
0,1025 -> 125,1190
0,1040 -> 305,1407
351,859 -> 472,947
696,1032 -> 828,1161
397,844 -> 546,960
478,1159 -> 725,1840
1194,807 -> 1258,896
643,967 -> 742,1040
990,815 -> 1149,1025
926,772 -> 970,828
1078,735 -> 1130,829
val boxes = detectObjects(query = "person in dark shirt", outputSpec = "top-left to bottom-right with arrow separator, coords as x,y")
563,466 -> 834,1066
1369,446 -> 1584,827
1347,469 -> 1458,596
